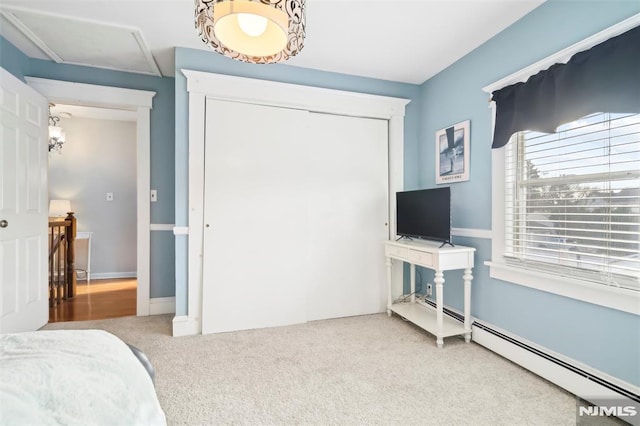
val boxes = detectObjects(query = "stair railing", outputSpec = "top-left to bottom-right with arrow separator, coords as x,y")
48,212 -> 77,307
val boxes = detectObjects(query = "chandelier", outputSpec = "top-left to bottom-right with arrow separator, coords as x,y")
195,0 -> 306,64
48,103 -> 66,153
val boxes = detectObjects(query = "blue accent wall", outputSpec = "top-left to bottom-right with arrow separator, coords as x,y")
418,1 -> 640,386
1,41 -> 176,298
173,47 -> 422,315
0,37 -> 29,79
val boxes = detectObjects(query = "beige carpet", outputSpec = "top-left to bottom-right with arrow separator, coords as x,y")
44,313 -> 584,425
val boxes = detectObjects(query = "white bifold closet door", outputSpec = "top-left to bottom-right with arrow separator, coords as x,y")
201,99 -> 388,334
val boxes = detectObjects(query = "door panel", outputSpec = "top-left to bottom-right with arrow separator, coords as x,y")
0,67 -> 49,333
306,113 -> 389,321
201,99 -> 390,333
201,99 -> 310,334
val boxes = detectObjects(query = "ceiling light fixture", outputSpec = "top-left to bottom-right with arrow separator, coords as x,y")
48,103 -> 66,153
195,0 -> 306,64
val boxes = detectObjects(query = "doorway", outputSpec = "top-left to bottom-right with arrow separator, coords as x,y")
47,104 -> 138,322
26,76 -> 155,318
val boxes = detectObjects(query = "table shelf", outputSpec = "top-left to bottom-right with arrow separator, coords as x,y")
385,239 -> 475,348
390,302 -> 465,338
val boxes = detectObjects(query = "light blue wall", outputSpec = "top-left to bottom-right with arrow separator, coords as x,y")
1,40 -> 176,298
173,47 -> 423,315
4,0 -> 635,386
0,36 -> 29,78
418,1 -> 640,386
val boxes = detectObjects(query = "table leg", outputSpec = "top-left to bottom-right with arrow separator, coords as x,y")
386,257 -> 392,317
435,270 -> 444,348
463,267 -> 473,343
410,263 -> 416,303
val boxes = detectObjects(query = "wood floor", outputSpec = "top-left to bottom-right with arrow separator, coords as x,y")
48,278 -> 137,323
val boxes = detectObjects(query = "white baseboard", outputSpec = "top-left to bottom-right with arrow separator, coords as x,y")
91,272 -> 137,280
149,297 -> 175,315
472,321 -> 639,417
172,315 -> 201,337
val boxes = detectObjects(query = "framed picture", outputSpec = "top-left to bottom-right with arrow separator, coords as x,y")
435,120 -> 470,184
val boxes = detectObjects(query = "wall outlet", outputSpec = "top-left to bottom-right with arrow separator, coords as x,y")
150,189 -> 157,202
426,283 -> 433,297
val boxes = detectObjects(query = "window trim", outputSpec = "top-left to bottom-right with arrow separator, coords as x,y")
487,136 -> 639,315
483,15 -> 640,316
484,108 -> 640,315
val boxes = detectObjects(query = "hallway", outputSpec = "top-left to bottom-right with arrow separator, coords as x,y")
48,278 -> 137,323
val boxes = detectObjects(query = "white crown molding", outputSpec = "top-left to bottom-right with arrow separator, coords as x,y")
181,69 -> 410,119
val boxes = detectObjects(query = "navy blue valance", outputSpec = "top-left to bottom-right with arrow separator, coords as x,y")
491,24 -> 640,149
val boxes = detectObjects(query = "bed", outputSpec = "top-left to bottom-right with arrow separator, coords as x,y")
0,329 -> 166,425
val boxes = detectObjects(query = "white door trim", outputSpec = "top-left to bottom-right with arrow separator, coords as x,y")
24,77 -> 156,316
179,69 -> 409,336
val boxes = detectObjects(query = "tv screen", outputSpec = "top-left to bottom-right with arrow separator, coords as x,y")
396,187 -> 451,244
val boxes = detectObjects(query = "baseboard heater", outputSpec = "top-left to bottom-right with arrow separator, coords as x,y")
420,298 -> 639,407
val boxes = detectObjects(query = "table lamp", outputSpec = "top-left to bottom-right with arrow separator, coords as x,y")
49,199 -> 72,218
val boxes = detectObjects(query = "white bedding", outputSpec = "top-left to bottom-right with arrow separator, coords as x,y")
0,329 -> 166,426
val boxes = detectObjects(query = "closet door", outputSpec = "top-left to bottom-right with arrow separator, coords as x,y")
201,99 -> 310,334
201,100 -> 390,334
306,113 -> 389,321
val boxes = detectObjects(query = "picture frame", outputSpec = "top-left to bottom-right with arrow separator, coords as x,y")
435,120 -> 470,184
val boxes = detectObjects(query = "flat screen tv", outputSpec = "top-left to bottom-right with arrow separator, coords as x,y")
396,187 -> 452,246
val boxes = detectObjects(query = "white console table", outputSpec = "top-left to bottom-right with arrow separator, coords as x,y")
384,239 -> 475,348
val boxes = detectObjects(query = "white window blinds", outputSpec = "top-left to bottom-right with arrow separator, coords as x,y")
504,112 -> 640,290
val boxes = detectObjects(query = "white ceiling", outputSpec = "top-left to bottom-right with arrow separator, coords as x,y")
0,0 -> 544,84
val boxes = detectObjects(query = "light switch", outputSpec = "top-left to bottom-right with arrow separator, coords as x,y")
106,192 -> 114,201
150,190 -> 158,202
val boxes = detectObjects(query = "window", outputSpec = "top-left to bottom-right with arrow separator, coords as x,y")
485,16 -> 640,313
503,112 -> 639,291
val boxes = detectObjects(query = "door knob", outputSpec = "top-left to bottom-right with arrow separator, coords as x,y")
0,220 -> 7,228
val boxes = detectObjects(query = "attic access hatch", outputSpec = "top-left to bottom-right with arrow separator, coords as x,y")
0,7 -> 161,76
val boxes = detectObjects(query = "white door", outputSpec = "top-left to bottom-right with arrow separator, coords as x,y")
0,68 -> 49,333
202,99 -> 310,334
305,113 -> 389,321
201,99 -> 390,333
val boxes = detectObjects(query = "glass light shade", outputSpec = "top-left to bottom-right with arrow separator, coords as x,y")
213,1 -> 287,57
49,199 -> 72,217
